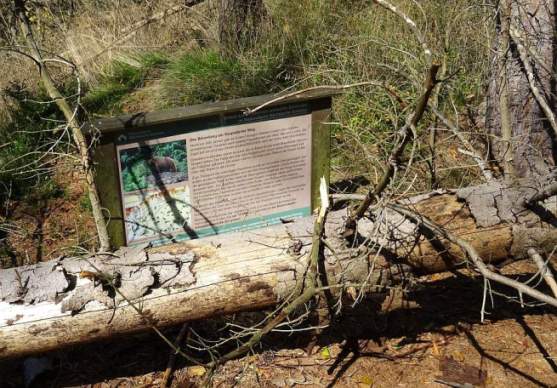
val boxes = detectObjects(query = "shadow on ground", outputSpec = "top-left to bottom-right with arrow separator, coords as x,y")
1,271 -> 555,387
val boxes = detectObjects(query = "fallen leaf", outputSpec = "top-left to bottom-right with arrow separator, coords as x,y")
188,365 -> 207,377
359,375 -> 374,386
431,340 -> 440,357
452,351 -> 465,362
320,346 -> 331,360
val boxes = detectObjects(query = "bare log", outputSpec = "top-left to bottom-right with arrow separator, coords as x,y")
1,177 -> 556,359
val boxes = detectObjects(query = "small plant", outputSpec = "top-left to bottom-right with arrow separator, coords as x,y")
79,192 -> 92,212
0,85 -> 64,204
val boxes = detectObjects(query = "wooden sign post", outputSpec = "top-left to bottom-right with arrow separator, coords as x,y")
88,90 -> 335,248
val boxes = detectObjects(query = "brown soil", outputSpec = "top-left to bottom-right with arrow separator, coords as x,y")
1,260 -> 556,387
1,163 -> 97,268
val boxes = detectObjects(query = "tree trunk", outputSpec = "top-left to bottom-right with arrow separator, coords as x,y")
1,176 -> 555,359
218,0 -> 266,56
486,0 -> 556,177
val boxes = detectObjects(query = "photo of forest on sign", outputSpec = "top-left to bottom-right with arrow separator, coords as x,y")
118,140 -> 188,193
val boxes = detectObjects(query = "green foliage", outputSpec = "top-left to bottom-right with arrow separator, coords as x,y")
1,0 -> 493,207
160,50 -> 272,106
29,178 -> 66,202
120,140 -> 187,192
82,52 -> 170,114
0,86 -> 65,204
84,0 -> 491,192
79,191 -> 92,212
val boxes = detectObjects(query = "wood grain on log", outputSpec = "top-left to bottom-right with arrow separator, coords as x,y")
1,179 -> 555,359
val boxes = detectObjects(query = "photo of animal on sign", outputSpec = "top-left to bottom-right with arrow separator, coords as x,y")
117,139 -> 192,244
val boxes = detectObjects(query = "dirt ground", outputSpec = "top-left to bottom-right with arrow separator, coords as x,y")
1,259 -> 556,388
1,163 -> 97,268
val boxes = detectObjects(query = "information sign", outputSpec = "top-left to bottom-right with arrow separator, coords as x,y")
89,90 -> 334,247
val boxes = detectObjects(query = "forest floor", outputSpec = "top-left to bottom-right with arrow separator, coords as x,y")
1,166 -> 555,387
0,163 -> 97,268
1,260 -> 556,387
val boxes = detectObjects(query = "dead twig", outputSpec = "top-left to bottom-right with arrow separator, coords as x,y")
509,24 -> 557,138
14,0 -> 111,251
82,258 -> 203,366
160,323 -> 191,388
389,203 -> 557,309
372,0 -> 432,65
431,107 -> 494,182
244,82 -> 383,115
71,2 -> 205,69
528,248 -> 557,298
343,63 -> 440,237
202,178 -> 330,382
496,0 -> 515,177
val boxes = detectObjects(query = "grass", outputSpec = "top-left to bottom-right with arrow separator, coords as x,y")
1,0 -> 493,208
160,50 -> 246,106
82,52 -> 170,114
159,47 -> 294,107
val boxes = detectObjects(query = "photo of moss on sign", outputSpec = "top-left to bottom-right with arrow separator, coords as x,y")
119,140 -> 188,192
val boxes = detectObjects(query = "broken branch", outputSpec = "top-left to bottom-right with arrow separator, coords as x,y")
528,248 -> 557,298
389,203 -> 557,309
344,63 -> 440,235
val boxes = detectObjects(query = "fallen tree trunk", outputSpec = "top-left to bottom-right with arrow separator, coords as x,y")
0,178 -> 556,359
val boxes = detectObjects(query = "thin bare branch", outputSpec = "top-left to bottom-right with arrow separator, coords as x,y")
14,0 -> 111,251
343,63 -> 440,236
432,107 -> 494,181
372,0 -> 432,65
160,323 -> 190,388
205,177 -> 330,371
497,0 -> 515,177
390,203 -> 557,309
528,248 -> 557,298
509,24 -> 557,138
244,82 -> 383,115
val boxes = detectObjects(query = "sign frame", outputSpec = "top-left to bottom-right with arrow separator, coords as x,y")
88,89 -> 336,248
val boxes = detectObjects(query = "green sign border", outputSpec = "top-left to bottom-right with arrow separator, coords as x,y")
89,90 -> 335,248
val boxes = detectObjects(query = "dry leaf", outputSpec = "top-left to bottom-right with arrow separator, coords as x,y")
452,351 -> 465,362
359,375 -> 374,386
431,340 -> 440,357
188,365 -> 207,377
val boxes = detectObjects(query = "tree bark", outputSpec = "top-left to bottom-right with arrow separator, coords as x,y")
485,0 -> 556,177
1,176 -> 555,359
